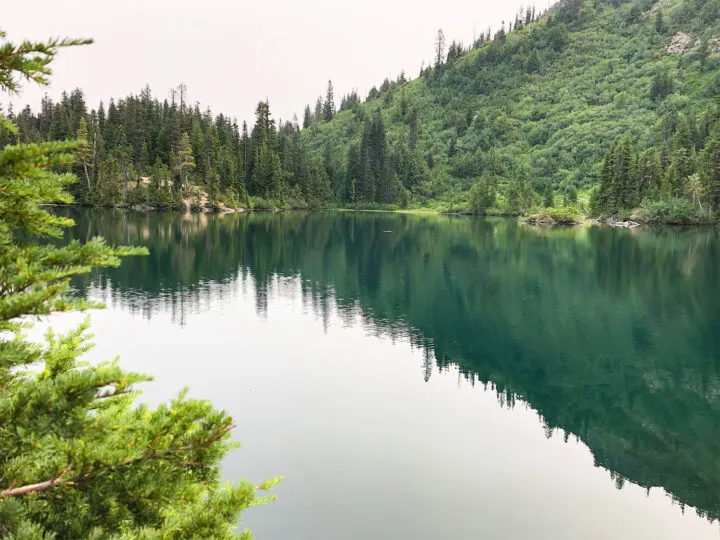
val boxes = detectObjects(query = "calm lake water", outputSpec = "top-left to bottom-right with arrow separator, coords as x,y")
47,208 -> 720,539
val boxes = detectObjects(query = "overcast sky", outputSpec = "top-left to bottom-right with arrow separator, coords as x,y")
2,0 -> 553,125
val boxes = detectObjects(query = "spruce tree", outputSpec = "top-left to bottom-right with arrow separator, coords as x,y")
435,29 -> 446,69
0,29 -> 277,538
314,97 -> 323,124
702,128 -> 720,211
543,182 -> 555,207
323,80 -> 335,122
176,131 -> 196,188
655,9 -> 665,34
75,117 -> 93,195
698,37 -> 710,71
469,176 -> 497,213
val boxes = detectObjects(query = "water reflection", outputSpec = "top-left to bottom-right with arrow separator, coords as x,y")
62,208 -> 720,523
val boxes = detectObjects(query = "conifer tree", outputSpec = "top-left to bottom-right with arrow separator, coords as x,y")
655,9 -> 665,34
176,131 -> 195,188
0,28 -> 277,538
543,182 -> 555,207
698,37 -> 710,71
75,116 -> 93,194
314,97 -> 323,124
435,29 -> 446,69
323,80 -> 336,122
702,128 -> 720,211
469,176 -> 497,213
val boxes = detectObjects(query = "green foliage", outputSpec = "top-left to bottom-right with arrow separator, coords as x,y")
650,69 -> 674,101
564,184 -> 579,205
505,174 -> 537,213
0,28 -> 276,538
633,197 -> 712,224
543,182 -> 555,208
468,176 -> 497,213
526,205 -> 583,225
0,30 -> 91,93
7,0 -> 720,220
293,0 -> 720,217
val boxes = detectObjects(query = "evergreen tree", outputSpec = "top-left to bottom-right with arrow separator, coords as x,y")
408,108 -> 419,150
525,49 -> 541,73
650,70 -> 674,101
564,185 -> 578,205
637,148 -> 663,202
323,80 -> 336,122
176,131 -> 195,188
655,9 -> 665,34
435,29 -> 446,69
543,182 -> 555,207
0,29 -> 277,538
469,176 -> 497,213
314,97 -> 323,124
702,128 -> 720,211
303,105 -> 312,129
698,37 -> 711,71
305,156 -> 331,208
75,117 -> 93,194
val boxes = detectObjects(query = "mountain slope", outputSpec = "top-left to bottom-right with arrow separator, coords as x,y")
302,0 -> 720,213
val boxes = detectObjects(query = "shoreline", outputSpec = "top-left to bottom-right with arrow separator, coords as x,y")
43,203 -> 720,227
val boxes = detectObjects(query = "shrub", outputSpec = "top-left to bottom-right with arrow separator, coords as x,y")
468,176 -> 497,214
525,206 -> 583,225
633,198 -> 710,224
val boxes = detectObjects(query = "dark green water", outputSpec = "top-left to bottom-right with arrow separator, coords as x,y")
51,208 -> 720,539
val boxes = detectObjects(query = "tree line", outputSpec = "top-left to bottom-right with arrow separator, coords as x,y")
591,100 -> 720,222
2,77 -> 438,209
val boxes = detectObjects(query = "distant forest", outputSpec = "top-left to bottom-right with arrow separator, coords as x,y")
3,0 -> 720,222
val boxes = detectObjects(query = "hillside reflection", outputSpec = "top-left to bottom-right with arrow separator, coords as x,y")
63,208 -> 720,522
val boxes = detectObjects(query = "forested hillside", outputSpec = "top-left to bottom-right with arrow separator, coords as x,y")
305,0 -> 720,219
3,0 -> 720,219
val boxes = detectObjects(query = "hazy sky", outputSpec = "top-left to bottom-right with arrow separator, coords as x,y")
2,0 -> 552,124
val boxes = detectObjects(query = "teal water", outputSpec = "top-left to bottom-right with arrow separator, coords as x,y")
49,209 -> 720,539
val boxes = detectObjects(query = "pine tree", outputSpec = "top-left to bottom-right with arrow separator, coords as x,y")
0,30 -> 278,538
698,37 -> 710,71
525,49 -> 541,73
543,182 -> 555,207
655,9 -> 665,34
469,176 -> 497,213
305,156 -> 331,208
303,105 -> 312,129
435,29 -> 446,69
150,158 -> 172,208
75,116 -> 93,194
314,97 -> 323,124
408,108 -> 418,150
702,128 -> 720,211
637,148 -> 663,202
323,80 -> 335,122
177,131 -> 195,188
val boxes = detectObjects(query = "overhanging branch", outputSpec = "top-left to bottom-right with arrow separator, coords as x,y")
0,465 -> 72,498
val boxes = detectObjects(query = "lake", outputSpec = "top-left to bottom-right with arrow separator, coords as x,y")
47,208 -> 720,539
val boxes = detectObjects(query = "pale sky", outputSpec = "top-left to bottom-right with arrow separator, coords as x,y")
2,0 -> 552,125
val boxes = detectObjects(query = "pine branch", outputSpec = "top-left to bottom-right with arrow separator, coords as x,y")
72,423 -> 237,484
0,424 -> 235,499
0,465 -> 72,498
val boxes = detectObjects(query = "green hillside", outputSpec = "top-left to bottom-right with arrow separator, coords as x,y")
302,0 -> 720,217
4,0 -> 720,220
